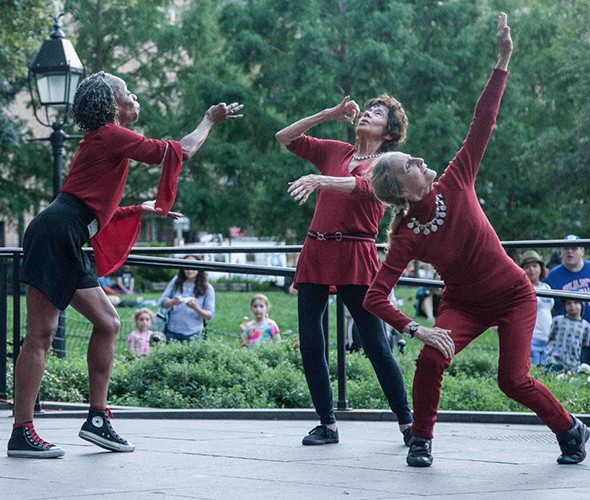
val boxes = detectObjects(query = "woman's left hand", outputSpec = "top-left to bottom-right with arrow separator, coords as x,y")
288,174 -> 323,205
141,200 -> 183,219
206,102 -> 244,124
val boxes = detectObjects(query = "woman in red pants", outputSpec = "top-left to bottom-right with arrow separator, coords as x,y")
364,13 -> 588,467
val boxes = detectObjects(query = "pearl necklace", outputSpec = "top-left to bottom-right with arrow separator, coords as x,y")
406,193 -> 447,235
352,151 -> 384,162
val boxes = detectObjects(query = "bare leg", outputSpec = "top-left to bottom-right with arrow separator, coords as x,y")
70,287 -> 120,408
13,286 -> 60,423
421,295 -> 435,323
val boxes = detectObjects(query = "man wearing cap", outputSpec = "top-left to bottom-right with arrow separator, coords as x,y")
544,235 -> 590,323
521,250 -> 554,366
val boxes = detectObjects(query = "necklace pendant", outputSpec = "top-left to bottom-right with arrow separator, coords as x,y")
413,227 -> 420,234
431,225 -> 438,232
423,228 -> 431,235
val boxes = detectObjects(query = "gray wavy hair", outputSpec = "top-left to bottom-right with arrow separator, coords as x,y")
371,153 -> 409,247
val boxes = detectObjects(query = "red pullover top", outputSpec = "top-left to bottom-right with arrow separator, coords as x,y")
61,124 -> 183,275
364,69 -> 530,332
286,136 -> 385,286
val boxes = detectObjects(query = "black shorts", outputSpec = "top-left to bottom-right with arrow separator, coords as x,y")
20,193 -> 99,310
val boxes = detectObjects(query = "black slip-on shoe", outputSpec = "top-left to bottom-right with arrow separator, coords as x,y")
556,416 -> 589,465
407,437 -> 433,467
302,425 -> 339,445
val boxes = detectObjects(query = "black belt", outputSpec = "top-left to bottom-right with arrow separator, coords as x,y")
307,230 -> 376,242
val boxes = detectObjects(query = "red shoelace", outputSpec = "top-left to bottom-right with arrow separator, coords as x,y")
25,425 -> 52,448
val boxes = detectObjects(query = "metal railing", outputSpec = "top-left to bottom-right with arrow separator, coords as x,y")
2,238 -> 590,408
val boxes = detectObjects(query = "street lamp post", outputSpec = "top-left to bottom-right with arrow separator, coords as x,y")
28,13 -> 85,359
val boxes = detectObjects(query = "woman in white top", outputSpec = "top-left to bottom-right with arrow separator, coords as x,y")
520,250 -> 553,366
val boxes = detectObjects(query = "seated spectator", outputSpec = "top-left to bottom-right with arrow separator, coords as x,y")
158,255 -> 215,343
127,308 -> 155,356
545,299 -> 590,374
239,294 -> 281,348
114,265 -> 136,295
414,273 -> 442,323
98,275 -> 121,306
520,250 -> 553,366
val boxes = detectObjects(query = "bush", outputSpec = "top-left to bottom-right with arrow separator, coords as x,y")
37,334 -> 590,415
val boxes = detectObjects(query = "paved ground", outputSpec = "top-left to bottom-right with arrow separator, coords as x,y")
0,410 -> 588,499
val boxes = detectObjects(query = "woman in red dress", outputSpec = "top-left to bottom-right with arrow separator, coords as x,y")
365,13 -> 588,467
7,72 -> 243,458
276,83 -> 413,446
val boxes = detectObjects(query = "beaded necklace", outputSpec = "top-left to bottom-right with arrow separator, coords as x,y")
352,151 -> 384,162
406,193 -> 447,235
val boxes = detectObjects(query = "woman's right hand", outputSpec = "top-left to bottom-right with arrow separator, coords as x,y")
415,326 -> 455,359
326,96 -> 360,124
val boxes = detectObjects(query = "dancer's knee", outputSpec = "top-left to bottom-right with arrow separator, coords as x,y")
497,370 -> 531,399
416,346 -> 450,373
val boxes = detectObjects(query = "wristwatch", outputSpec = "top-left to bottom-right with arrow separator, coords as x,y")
407,322 -> 420,338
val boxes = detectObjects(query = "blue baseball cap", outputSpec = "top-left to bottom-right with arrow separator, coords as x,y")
564,234 -> 581,241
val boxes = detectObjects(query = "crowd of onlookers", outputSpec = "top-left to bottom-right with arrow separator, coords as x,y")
105,236 -> 590,374
99,257 -> 281,357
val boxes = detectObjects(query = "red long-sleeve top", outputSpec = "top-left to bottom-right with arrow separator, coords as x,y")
286,135 -> 385,286
364,69 -> 529,332
61,124 -> 183,275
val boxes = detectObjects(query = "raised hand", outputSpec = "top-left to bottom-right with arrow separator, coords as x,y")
326,96 -> 360,124
496,12 -> 512,70
206,102 -> 244,124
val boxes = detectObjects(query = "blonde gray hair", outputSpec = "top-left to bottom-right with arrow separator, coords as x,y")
371,153 -> 409,247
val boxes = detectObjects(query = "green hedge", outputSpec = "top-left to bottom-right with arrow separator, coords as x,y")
37,336 -> 590,414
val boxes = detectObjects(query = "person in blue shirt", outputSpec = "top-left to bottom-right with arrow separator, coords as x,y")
544,235 -> 590,321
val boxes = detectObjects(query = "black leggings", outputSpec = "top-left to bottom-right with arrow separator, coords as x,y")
298,283 -> 413,425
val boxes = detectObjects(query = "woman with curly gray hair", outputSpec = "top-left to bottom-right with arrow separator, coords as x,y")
275,86 -> 413,446
7,71 -> 243,459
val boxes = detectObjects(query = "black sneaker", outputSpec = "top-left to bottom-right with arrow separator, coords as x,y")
407,437 -> 433,467
78,408 -> 135,452
7,423 -> 65,458
402,427 -> 413,447
302,425 -> 339,445
556,416 -> 589,465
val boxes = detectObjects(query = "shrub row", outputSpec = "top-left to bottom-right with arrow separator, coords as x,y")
36,336 -> 590,414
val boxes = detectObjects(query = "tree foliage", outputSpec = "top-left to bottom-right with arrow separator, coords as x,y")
3,0 -> 590,243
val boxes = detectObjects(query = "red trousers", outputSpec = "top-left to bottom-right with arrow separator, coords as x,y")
412,282 -> 572,439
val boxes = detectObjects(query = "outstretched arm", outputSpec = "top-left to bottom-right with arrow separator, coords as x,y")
275,96 -> 360,146
180,102 -> 244,161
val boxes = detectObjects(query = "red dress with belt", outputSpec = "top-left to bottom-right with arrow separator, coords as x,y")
287,135 -> 384,287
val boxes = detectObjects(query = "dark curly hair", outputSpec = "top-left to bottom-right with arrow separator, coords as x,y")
360,94 -> 408,152
71,71 -> 117,131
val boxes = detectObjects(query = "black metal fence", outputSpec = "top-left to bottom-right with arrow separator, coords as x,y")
2,239 -> 590,407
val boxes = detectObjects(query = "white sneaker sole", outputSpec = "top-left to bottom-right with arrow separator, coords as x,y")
7,447 -> 65,458
78,430 -> 135,452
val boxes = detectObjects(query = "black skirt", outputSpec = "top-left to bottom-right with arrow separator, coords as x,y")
21,193 -> 99,310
